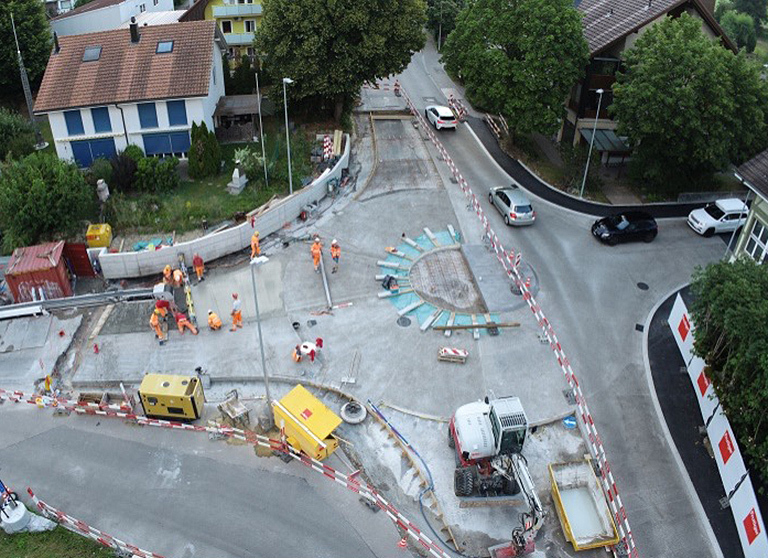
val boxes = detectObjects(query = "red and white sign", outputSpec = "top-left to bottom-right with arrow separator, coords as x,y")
667,294 -> 695,364
687,356 -> 718,423
730,475 -> 768,558
706,409 -> 747,494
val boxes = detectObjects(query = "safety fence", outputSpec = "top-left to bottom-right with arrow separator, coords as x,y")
3,389 -> 454,558
398,85 -> 637,558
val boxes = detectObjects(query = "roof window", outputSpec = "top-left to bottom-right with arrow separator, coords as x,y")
156,41 -> 174,54
82,46 -> 102,62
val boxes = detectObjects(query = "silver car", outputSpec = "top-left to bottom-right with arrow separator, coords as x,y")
489,185 -> 536,226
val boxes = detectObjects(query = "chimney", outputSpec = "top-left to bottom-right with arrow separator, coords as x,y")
130,16 -> 140,43
53,32 -> 60,54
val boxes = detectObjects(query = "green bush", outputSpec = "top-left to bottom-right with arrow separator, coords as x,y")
110,153 -> 138,192
122,144 -> 145,162
721,10 -> 757,52
715,0 -> 735,20
188,122 -> 221,179
233,145 -> 265,181
0,108 -> 35,160
135,156 -> 179,193
89,157 -> 113,185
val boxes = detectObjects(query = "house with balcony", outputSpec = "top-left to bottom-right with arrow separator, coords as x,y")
180,0 -> 261,62
34,20 -> 226,167
559,0 -> 734,164
51,0 -> 176,36
732,151 -> 768,264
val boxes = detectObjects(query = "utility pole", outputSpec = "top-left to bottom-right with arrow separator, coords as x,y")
11,13 -> 47,151
437,0 -> 443,51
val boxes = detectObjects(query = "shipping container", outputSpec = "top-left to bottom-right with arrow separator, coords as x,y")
4,241 -> 73,303
138,373 -> 205,421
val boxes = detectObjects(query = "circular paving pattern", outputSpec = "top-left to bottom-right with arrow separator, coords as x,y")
409,249 -> 486,313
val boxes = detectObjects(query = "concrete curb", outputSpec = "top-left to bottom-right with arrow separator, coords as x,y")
353,113 -> 379,201
641,284 -> 725,558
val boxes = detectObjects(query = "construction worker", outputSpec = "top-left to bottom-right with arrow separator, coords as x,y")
311,236 -> 323,273
192,253 -> 205,282
292,345 -> 303,363
230,293 -> 243,331
330,240 -> 340,273
250,230 -> 261,259
207,310 -> 222,331
172,268 -> 184,288
162,265 -> 173,284
175,312 -> 198,335
154,300 -> 168,319
149,309 -> 166,343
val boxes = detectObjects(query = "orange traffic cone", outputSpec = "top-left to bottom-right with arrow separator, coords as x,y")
397,537 -> 407,550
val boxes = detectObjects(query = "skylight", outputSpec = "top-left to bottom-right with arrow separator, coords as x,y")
82,46 -> 102,62
156,41 -> 174,54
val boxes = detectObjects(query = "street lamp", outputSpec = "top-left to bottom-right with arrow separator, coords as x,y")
250,255 -> 273,429
255,73 -> 269,188
282,77 -> 294,196
579,88 -> 604,199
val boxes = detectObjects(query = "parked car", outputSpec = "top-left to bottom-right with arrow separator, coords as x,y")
591,211 -> 657,245
425,105 -> 458,130
488,185 -> 536,226
687,198 -> 748,237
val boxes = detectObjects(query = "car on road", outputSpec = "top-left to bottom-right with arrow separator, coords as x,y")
591,211 -> 657,245
425,105 -> 458,130
687,198 -> 748,237
488,185 -> 536,226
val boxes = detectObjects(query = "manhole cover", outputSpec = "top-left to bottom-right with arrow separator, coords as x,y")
409,249 -> 486,313
397,317 -> 411,327
637,282 -> 649,290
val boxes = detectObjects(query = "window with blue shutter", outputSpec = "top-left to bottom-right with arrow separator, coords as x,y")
137,103 -> 158,129
91,107 -> 111,133
64,110 -> 84,136
166,101 -> 187,126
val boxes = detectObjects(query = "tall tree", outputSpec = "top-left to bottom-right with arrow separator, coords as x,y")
734,0 -> 767,25
255,0 -> 426,121
441,0 -> 588,139
0,0 -> 52,93
0,153 -> 94,251
721,10 -> 757,52
611,14 -> 768,193
690,259 -> 768,487
426,0 -> 465,47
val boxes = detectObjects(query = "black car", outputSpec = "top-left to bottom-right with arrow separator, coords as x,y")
591,211 -> 658,245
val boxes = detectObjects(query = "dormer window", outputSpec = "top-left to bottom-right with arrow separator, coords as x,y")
156,41 -> 174,54
82,46 -> 102,62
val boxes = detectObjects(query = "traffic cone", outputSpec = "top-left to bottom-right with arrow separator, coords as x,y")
93,343 -> 99,354
397,537 -> 407,550
525,277 -> 531,289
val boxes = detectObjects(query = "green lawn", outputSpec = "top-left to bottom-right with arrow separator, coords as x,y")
0,527 -> 113,558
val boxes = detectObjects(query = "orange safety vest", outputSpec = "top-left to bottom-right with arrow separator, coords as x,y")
330,245 -> 340,259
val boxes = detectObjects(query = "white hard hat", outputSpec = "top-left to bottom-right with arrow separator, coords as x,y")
208,309 -> 213,314
332,239 -> 338,244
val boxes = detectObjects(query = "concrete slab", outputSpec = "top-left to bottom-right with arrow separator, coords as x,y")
1,319 -> 31,352
462,244 -> 520,313
20,316 -> 53,350
357,83 -> 408,113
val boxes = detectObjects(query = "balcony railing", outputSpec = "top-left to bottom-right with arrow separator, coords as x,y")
213,4 -> 262,17
224,32 -> 255,45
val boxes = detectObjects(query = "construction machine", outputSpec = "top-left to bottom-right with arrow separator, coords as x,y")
449,395 -> 544,556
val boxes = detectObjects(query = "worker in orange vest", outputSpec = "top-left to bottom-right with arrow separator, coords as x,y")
172,269 -> 184,288
292,345 -> 302,362
192,253 -> 205,282
175,311 -> 198,335
162,265 -> 172,284
149,309 -> 166,343
207,310 -> 222,331
250,231 -> 261,259
330,239 -> 340,273
230,293 -> 243,331
311,237 -> 322,273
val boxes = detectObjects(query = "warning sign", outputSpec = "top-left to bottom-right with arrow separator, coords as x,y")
678,314 -> 690,342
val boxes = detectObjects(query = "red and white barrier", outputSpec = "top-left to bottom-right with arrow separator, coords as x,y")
27,488 -> 164,558
396,83 -> 637,558
0,388 -> 131,413
323,135 -> 333,161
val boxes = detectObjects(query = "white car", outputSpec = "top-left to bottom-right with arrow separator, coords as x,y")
687,198 -> 748,237
425,105 -> 458,130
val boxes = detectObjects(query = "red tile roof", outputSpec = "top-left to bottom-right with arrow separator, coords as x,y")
35,20 -> 217,113
6,242 -> 65,275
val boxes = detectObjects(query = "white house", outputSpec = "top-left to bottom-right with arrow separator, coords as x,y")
51,0 -> 175,37
35,20 -> 226,167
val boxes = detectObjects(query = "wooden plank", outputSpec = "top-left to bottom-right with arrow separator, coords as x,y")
403,237 -> 424,252
377,288 -> 413,298
377,260 -> 409,270
398,300 -> 424,317
424,227 -> 440,247
444,312 -> 455,337
421,309 -> 442,332
433,322 -> 519,331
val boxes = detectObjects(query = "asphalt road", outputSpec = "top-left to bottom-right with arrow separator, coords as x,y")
396,37 -> 729,558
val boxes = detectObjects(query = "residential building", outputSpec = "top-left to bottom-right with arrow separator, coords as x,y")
34,20 -> 227,167
560,0 -> 735,164
180,0 -> 261,61
51,0 -> 175,37
45,0 -> 74,17
733,150 -> 768,264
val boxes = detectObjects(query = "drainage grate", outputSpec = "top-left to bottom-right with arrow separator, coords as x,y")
637,282 -> 649,291
397,317 -> 412,327
562,389 -> 576,405
635,324 -> 644,332
307,320 -> 317,328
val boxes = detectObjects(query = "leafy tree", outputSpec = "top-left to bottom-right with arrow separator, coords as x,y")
690,259 -> 768,488
0,0 -> 52,93
441,0 -> 588,140
734,0 -> 767,25
0,153 -> 94,251
256,0 -> 426,121
135,156 -> 179,193
715,0 -> 735,21
110,152 -> 138,192
222,54 -> 234,94
230,55 -> 255,95
721,10 -> 757,52
611,14 -> 768,194
426,0 -> 465,47
89,157 -> 112,185
0,107 -> 35,160
188,122 -> 220,179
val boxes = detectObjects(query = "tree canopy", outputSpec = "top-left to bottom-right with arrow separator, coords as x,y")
255,0 -> 426,120
426,0 -> 465,47
721,10 -> 757,52
611,14 -> 768,194
441,0 -> 587,139
690,258 -> 768,488
734,0 -> 767,25
0,0 -> 52,93
0,153 -> 94,252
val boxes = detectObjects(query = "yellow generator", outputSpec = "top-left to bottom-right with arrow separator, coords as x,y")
138,373 -> 204,420
273,384 -> 342,461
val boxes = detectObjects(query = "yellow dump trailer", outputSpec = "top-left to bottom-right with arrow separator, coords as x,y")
273,384 -> 342,461
138,373 -> 205,421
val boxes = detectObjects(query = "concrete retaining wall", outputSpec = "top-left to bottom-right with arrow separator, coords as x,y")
99,134 -> 350,279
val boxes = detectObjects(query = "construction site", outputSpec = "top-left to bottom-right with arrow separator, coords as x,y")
0,83 -> 629,558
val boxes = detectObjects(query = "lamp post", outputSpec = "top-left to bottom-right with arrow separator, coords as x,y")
250,255 -> 273,429
255,73 -> 269,188
579,88 -> 604,199
282,77 -> 294,196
